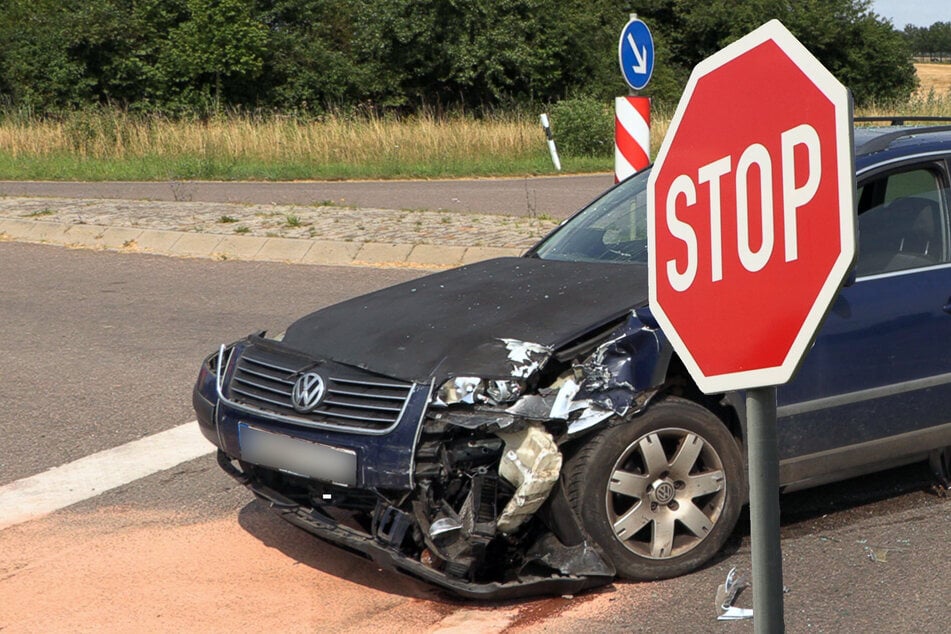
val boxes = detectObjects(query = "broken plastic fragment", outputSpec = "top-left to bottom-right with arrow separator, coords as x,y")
548,378 -> 580,419
506,394 -> 559,419
430,516 -> 462,539
865,545 -> 892,562
523,533 -> 615,577
718,606 -> 755,621
716,567 -> 753,621
566,404 -> 615,435
495,424 -> 563,534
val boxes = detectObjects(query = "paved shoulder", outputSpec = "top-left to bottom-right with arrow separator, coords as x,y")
0,196 -> 560,269
0,174 -> 613,218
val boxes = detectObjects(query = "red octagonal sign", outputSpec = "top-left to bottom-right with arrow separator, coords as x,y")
648,20 -> 855,394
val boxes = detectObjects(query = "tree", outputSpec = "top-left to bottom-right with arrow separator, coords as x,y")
350,0 -> 638,109
0,0 -> 95,111
256,0 -> 374,112
905,22 -> 951,57
0,0 -> 191,113
634,0 -> 916,106
0,0 -> 921,115
164,0 -> 269,109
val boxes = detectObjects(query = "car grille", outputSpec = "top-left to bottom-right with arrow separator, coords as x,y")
227,347 -> 414,432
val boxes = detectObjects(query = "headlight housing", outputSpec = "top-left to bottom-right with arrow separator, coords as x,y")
435,377 -> 522,406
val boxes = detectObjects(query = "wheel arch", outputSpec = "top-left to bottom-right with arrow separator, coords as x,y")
652,342 -> 748,452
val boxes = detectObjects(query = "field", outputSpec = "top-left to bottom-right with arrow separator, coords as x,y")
914,62 -> 951,97
0,65 -> 948,182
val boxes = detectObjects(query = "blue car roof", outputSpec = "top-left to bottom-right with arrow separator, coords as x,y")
854,125 -> 951,171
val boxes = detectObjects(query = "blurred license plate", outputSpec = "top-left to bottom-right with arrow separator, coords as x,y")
238,423 -> 357,486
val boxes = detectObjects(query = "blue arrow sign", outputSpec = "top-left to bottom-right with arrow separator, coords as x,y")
618,18 -> 654,91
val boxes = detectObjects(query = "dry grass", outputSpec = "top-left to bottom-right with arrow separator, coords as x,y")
855,93 -> 951,120
0,110 -> 539,163
914,63 -> 951,98
0,108 -> 583,179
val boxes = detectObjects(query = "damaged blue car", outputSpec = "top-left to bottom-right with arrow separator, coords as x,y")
193,124 -> 951,599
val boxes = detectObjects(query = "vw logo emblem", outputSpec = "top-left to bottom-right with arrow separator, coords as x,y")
291,372 -> 325,413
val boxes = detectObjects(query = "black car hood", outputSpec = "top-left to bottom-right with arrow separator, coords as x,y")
282,257 -> 649,383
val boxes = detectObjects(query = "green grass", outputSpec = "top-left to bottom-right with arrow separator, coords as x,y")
0,151 -> 611,181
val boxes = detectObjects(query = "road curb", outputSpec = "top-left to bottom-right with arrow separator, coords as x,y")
0,218 -> 524,268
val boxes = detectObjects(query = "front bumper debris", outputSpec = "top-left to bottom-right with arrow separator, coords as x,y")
217,451 -> 612,600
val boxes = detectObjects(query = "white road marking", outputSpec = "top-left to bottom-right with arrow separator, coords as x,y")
0,422 -> 214,530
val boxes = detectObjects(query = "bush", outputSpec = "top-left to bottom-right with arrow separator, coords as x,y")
549,97 -> 613,158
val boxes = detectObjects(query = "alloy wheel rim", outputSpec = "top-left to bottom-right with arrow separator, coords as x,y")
605,426 -> 727,559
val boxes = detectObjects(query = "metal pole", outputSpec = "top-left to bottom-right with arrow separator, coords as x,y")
746,386 -> 785,633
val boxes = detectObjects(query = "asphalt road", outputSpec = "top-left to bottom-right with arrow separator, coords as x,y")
0,242 -> 421,486
2,241 -> 948,632
0,174 -> 615,218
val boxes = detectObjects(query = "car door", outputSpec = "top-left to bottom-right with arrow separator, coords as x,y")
777,157 -> 951,486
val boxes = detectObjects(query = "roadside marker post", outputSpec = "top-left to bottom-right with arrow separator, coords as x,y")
539,113 -> 561,171
647,20 -> 856,632
615,96 -> 651,181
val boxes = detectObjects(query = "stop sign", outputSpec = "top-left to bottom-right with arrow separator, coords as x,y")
647,20 -> 855,394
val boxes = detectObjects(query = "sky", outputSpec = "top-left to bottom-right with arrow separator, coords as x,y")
871,0 -> 949,28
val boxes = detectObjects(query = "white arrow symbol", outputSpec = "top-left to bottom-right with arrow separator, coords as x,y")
627,32 -> 648,74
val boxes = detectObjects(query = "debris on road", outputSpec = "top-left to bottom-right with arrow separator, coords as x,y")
865,546 -> 891,563
715,567 -> 753,621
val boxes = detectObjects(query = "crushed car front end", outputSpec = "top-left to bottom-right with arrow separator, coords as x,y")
193,258 -> 670,599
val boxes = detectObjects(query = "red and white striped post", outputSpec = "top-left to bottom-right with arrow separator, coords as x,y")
615,96 -> 651,182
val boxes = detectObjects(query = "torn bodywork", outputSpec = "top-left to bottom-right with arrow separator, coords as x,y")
196,259 -> 674,598
403,316 -> 669,591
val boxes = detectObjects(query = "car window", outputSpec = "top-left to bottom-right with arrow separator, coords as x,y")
855,167 -> 950,277
533,169 -> 649,263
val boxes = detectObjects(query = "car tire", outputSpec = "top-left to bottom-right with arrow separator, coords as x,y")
565,396 -> 744,580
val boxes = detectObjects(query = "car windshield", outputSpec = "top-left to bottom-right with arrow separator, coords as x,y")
533,168 -> 650,263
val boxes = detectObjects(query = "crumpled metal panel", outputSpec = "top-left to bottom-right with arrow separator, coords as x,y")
574,313 -> 666,417
502,338 -> 553,379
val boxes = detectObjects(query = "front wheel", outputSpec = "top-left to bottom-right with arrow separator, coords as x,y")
565,396 -> 744,580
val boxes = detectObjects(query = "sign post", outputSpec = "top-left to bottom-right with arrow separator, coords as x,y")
746,385 -> 783,628
616,16 -> 654,180
647,20 -> 855,632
